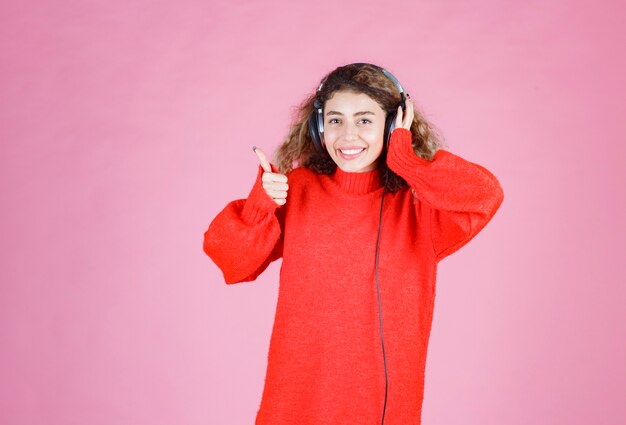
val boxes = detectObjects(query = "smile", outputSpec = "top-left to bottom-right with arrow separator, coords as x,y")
337,147 -> 366,160
339,148 -> 365,155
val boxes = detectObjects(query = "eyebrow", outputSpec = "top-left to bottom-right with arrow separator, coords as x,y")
325,111 -> 376,116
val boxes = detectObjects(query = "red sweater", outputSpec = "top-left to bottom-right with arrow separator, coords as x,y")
204,128 -> 504,424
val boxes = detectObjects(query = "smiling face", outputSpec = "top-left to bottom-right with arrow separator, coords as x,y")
322,90 -> 387,173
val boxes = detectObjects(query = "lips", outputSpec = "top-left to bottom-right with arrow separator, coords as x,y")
337,146 -> 366,160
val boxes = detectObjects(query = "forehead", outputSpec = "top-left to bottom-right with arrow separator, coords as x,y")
325,91 -> 385,113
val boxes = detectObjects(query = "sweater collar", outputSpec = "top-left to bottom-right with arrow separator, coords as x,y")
330,166 -> 383,195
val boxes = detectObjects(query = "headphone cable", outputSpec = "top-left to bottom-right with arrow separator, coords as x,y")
374,183 -> 389,425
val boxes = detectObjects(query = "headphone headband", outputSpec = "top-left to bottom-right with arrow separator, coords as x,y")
315,63 -> 405,97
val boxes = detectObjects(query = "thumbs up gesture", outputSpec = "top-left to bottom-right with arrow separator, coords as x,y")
253,146 -> 289,206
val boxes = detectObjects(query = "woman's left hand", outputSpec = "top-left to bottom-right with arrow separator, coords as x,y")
395,95 -> 414,130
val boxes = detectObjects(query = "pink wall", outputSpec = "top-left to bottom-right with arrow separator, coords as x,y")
1,1 -> 625,424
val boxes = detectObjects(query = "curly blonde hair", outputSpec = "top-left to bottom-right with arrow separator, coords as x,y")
274,63 -> 444,192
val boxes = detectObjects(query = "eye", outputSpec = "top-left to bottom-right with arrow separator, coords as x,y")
328,118 -> 340,124
359,118 -> 372,124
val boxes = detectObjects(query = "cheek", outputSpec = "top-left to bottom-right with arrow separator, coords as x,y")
323,127 -> 340,140
368,130 -> 385,148
368,124 -> 385,142
323,140 -> 334,156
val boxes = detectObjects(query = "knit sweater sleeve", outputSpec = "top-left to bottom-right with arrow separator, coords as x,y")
386,128 -> 504,262
203,165 -> 284,284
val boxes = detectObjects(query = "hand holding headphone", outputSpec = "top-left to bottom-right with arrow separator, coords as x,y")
394,93 -> 415,132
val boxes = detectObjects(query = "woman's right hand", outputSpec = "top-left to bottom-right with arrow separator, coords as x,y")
253,146 -> 289,206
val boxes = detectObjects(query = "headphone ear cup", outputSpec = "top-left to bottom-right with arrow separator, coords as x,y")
309,100 -> 325,152
309,111 -> 323,152
384,112 -> 397,147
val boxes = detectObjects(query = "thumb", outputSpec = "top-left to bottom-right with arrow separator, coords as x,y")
253,146 -> 272,173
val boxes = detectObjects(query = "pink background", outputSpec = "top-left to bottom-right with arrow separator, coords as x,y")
1,1 -> 625,424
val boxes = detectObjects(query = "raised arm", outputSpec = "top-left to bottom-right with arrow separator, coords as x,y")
386,128 -> 504,262
203,164 -> 286,284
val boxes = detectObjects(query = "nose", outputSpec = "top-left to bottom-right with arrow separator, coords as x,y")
343,122 -> 358,140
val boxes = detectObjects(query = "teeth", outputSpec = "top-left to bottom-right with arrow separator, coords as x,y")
340,148 -> 365,155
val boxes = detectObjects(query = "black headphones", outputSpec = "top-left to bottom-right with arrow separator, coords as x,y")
308,63 -> 407,153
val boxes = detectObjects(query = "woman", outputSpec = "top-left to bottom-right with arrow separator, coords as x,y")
204,63 -> 504,424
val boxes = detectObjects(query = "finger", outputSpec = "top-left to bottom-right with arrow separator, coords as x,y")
395,105 -> 403,129
403,99 -> 415,129
274,198 -> 287,206
253,146 -> 272,173
263,181 -> 289,191
262,172 -> 288,184
399,99 -> 413,129
265,189 -> 288,199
